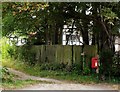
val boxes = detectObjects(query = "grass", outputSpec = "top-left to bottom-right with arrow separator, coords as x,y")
21,68 -> 119,84
2,79 -> 43,89
2,59 -> 119,85
21,69 -> 98,84
2,59 -> 96,84
1,59 -> 54,90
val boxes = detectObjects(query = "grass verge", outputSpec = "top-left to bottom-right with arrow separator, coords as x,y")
2,59 -> 119,85
2,79 -> 43,90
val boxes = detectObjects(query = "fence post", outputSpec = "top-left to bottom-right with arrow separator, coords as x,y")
71,45 -> 74,67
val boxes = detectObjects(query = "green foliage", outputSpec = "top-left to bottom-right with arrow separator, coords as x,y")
39,60 -> 81,74
2,2 -> 120,47
0,38 -> 19,65
1,38 -> 14,59
2,57 -> 119,85
39,62 -> 90,75
101,8 -> 118,25
15,45 -> 36,65
99,50 -> 114,76
2,79 -> 42,89
11,63 -> 119,84
83,67 -> 91,75
1,38 -> 36,66
2,2 -> 48,35
39,62 -> 66,71
71,63 -> 82,73
7,46 -> 16,58
2,13 -> 15,36
111,52 -> 120,76
0,66 -> 14,82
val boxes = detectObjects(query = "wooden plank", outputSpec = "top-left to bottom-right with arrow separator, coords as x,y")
63,45 -> 72,65
73,46 -> 82,64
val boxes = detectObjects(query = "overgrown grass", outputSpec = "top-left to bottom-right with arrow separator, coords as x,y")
21,67 -> 119,84
2,79 -> 42,89
2,59 -> 119,84
2,58 -> 25,70
1,64 -> 53,90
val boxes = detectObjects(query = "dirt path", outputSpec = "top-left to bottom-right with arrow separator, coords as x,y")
8,68 -> 63,83
8,68 -> 118,90
19,83 -> 118,90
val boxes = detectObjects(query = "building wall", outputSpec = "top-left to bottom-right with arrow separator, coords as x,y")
115,37 -> 120,51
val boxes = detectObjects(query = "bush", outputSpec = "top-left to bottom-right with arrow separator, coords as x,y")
111,51 -> 120,77
0,67 -> 14,82
68,63 -> 82,74
83,67 -> 91,75
39,62 -> 67,71
1,38 -> 12,59
0,37 -> 18,61
100,50 -> 120,78
39,62 -> 83,75
1,38 -> 36,66
15,45 -> 36,65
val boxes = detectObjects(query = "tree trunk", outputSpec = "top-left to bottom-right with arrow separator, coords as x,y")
81,28 -> 89,45
92,32 -> 95,45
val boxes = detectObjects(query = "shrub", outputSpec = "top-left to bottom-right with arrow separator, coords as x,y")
0,66 -> 14,82
1,38 -> 12,59
99,50 -> 114,76
39,62 -> 83,74
68,63 -> 81,74
39,62 -> 67,71
15,45 -> 36,66
83,67 -> 91,75
1,38 -> 36,66
0,37 -> 18,60
111,51 -> 120,77
98,50 -> 116,80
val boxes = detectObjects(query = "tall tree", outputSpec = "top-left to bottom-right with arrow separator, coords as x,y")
2,2 -> 120,49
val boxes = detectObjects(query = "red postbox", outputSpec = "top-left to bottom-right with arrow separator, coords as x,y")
91,57 -> 98,69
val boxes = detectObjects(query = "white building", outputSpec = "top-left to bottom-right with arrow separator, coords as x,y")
62,25 -> 83,45
115,36 -> 120,51
62,25 -> 120,52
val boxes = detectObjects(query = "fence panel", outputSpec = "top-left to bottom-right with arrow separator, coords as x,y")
63,45 -> 72,65
30,45 -> 97,67
73,46 -> 82,64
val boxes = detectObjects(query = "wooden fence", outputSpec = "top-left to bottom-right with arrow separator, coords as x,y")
30,45 -> 97,66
